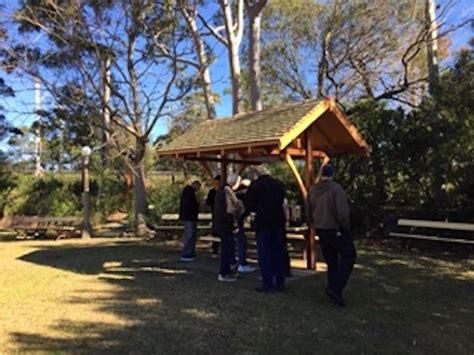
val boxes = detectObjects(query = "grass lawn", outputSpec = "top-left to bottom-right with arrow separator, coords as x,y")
0,237 -> 472,354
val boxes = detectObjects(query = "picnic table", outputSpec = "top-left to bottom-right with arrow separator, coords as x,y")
0,216 -> 81,239
155,213 -> 315,261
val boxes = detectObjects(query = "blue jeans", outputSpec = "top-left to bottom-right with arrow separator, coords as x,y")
219,232 -> 234,276
236,226 -> 248,266
230,226 -> 248,266
256,229 -> 285,291
181,221 -> 197,257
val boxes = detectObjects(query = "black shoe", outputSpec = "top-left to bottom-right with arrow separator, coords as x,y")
255,286 -> 274,294
275,285 -> 285,292
325,288 -> 346,307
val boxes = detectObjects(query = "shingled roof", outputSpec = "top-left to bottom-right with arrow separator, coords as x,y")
157,99 -> 369,158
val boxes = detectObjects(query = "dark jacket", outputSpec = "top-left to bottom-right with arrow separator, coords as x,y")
245,175 -> 286,231
235,186 -> 250,224
179,185 -> 199,221
206,188 -> 216,212
212,184 -> 233,235
307,179 -> 350,231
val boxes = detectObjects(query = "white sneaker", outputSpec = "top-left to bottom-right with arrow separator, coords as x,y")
218,274 -> 237,282
237,265 -> 255,273
180,256 -> 195,262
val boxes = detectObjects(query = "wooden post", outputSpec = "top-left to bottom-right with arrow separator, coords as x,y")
304,132 -> 316,270
237,163 -> 249,177
220,157 -> 227,184
315,153 -> 330,184
197,161 -> 214,179
283,151 -> 307,199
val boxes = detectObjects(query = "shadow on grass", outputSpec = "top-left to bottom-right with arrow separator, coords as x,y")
12,240 -> 474,354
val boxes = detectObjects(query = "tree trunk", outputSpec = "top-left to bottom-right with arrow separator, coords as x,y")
317,0 -> 338,98
178,2 -> 216,119
34,76 -> 43,178
220,0 -> 244,115
247,0 -> 266,111
229,43 -> 242,115
102,55 -> 111,162
133,138 -> 148,236
425,0 -> 439,96
317,30 -> 330,98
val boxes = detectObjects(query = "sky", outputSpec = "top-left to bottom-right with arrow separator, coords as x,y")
1,0 -> 473,145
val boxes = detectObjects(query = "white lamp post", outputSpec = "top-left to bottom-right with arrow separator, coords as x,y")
81,146 -> 92,239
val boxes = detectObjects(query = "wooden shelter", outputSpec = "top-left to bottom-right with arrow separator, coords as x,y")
156,98 -> 370,269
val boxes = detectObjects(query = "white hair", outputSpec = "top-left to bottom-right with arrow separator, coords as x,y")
226,174 -> 241,189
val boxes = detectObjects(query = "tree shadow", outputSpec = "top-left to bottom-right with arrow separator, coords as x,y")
11,239 -> 474,353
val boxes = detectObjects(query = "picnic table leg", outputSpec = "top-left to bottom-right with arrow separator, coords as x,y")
306,228 -> 317,270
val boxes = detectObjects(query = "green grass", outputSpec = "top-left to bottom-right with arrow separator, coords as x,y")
0,238 -> 472,354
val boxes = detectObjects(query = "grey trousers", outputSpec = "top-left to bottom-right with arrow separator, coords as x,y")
181,220 -> 197,257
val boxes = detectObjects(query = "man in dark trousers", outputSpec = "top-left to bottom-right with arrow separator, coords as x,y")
179,180 -> 201,261
307,163 -> 356,306
245,165 -> 286,293
213,175 -> 245,282
205,175 -> 221,257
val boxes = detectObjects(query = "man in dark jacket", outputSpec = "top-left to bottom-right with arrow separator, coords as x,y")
307,163 -> 356,306
205,175 -> 221,257
179,180 -> 201,261
245,165 -> 286,293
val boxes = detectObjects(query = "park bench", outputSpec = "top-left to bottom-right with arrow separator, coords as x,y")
390,218 -> 474,245
155,213 -> 314,260
0,216 -> 81,240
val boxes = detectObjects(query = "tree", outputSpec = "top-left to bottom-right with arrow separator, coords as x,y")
177,0 -> 216,119
8,0 -> 196,234
260,0 -> 468,107
244,0 -> 267,111
201,0 -> 244,115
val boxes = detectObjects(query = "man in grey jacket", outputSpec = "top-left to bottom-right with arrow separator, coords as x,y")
307,163 -> 356,306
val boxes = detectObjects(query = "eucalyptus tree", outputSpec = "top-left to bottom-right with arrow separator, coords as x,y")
177,0 -> 216,119
244,0 -> 267,111
8,0 -> 196,234
200,0 -> 244,115
260,0 -> 467,107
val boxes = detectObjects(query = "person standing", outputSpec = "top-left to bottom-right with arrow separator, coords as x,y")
213,174 -> 245,282
206,175 -> 221,257
233,179 -> 255,273
307,163 -> 356,307
179,180 -> 201,262
245,165 -> 286,293
282,198 -> 292,277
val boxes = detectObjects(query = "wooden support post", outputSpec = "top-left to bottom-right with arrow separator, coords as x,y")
197,161 -> 214,180
315,153 -> 330,184
283,151 -> 307,199
237,163 -> 249,177
304,132 -> 317,270
220,157 -> 227,184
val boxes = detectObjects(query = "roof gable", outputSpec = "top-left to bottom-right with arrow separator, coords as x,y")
157,99 -> 370,158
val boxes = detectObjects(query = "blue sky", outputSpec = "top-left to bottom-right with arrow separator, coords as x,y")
2,0 -> 473,143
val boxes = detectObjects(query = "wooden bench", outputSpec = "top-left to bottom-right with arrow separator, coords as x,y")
390,218 -> 474,245
155,213 -> 314,260
155,213 -> 213,232
0,216 -> 81,240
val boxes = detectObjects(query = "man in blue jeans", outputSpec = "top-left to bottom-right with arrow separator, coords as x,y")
307,163 -> 356,307
232,179 -> 255,273
245,166 -> 286,293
